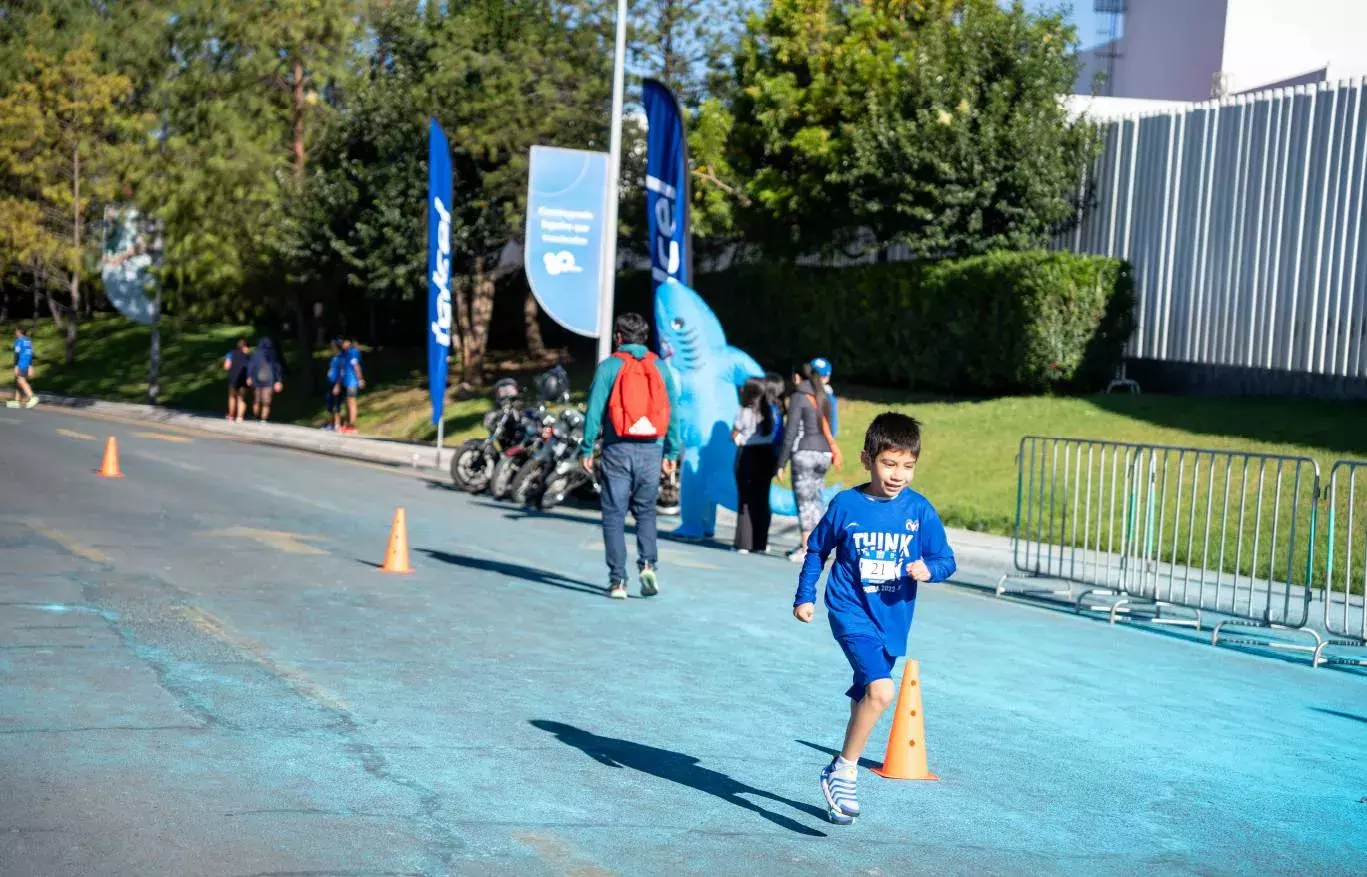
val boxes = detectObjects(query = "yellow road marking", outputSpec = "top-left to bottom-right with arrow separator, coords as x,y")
134,431 -> 193,443
55,428 -> 96,441
197,526 -> 327,556
23,522 -> 110,564
174,605 -> 350,711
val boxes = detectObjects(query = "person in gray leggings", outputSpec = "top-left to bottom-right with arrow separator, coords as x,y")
777,364 -> 843,562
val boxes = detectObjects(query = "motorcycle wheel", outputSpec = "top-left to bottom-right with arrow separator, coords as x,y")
510,460 -> 545,507
540,472 -> 579,510
450,439 -> 493,492
489,455 -> 523,500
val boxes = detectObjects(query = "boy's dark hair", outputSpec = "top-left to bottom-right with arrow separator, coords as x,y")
863,412 -> 922,460
614,312 -> 650,346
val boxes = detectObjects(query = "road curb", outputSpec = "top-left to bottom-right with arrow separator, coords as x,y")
37,393 -> 455,473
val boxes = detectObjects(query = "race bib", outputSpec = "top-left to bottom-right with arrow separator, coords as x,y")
859,557 -> 901,584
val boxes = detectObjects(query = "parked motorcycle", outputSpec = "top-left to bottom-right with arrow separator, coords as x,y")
488,405 -> 555,499
489,365 -> 571,500
512,406 -> 596,510
449,378 -> 522,492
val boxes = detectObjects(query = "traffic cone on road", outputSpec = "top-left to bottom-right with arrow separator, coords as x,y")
95,437 -> 124,479
379,507 -> 413,574
872,659 -> 939,781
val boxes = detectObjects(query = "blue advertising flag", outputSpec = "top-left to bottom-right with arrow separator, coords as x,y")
643,79 -> 691,289
427,118 -> 453,426
524,146 -> 609,337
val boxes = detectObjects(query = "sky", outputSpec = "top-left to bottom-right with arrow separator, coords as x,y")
1019,1 -> 1114,49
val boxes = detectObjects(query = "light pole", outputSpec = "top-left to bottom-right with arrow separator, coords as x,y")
596,0 -> 629,364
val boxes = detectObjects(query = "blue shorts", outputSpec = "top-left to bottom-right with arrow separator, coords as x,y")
15,365 -> 30,379
838,636 -> 897,701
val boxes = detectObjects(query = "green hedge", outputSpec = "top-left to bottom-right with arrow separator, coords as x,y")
620,250 -> 1134,394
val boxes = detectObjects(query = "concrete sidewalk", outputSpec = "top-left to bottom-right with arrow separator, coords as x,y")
38,392 -> 1018,586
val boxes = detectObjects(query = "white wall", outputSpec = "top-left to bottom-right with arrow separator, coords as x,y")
1108,0 -> 1228,100
1221,0 -> 1367,93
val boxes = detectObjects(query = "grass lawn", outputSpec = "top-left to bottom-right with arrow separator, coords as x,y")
7,315 -> 1367,551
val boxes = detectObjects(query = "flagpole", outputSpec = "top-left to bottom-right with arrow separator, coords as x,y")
597,0 -> 628,364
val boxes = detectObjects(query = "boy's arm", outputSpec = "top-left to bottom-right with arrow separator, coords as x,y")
919,506 -> 956,582
794,506 -> 838,606
579,358 -> 618,456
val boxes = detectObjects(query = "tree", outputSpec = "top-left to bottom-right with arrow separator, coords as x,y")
0,30 -> 140,362
423,0 -> 613,383
630,0 -> 754,107
726,0 -> 1094,260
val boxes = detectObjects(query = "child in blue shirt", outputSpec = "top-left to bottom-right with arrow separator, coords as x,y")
324,338 -> 344,430
11,328 -> 36,408
793,411 -> 956,824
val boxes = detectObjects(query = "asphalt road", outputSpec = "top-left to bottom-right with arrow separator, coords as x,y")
1,405 -> 1365,876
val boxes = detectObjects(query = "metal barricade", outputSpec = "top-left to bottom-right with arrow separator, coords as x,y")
1001,436 -> 1324,657
1316,461 -> 1367,667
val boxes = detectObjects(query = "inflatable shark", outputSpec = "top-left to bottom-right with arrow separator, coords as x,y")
654,279 -> 841,537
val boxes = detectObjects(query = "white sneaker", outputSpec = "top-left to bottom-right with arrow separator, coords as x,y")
787,548 -> 807,564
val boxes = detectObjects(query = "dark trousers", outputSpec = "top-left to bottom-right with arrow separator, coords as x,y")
600,441 -> 663,583
734,443 -> 777,552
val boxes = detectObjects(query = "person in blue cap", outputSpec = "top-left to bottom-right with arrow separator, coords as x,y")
810,357 -> 838,437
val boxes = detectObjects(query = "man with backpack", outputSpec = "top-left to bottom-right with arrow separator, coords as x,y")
580,312 -> 681,600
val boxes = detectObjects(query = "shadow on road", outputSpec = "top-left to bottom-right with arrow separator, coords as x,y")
1312,707 -> 1367,725
418,549 -> 610,599
530,720 -> 828,837
794,739 -> 881,771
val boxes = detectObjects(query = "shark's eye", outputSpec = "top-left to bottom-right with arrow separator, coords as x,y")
671,318 -> 685,330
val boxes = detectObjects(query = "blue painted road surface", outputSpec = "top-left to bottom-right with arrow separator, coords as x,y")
1,406 -> 1364,876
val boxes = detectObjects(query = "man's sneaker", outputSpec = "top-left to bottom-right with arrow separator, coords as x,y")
608,580 -> 628,600
820,760 -> 860,821
5,400 -> 19,409
24,396 -> 38,408
787,547 -> 807,564
639,566 -> 659,597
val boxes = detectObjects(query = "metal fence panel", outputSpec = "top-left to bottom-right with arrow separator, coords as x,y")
1322,462 -> 1367,643
1061,79 -> 1367,379
1006,436 -> 1321,632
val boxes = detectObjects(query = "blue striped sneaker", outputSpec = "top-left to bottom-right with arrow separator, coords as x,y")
821,760 -> 860,822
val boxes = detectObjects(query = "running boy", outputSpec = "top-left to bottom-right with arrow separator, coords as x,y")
11,328 -> 37,408
792,412 -> 955,824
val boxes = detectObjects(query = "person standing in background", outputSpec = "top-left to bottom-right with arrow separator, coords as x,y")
810,357 -> 838,437
323,338 -> 344,431
246,336 -> 283,423
777,362 -> 843,563
731,377 -> 779,554
340,337 -> 365,434
222,339 -> 250,421
10,328 -> 37,408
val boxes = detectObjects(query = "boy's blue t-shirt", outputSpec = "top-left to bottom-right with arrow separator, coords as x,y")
14,337 -> 33,369
795,486 -> 956,655
342,348 -> 362,388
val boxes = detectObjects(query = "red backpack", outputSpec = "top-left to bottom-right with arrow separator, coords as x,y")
608,351 -> 670,439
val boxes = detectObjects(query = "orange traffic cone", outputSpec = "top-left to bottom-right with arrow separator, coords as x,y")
872,659 -> 939,781
96,437 -> 124,479
379,507 -> 413,574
